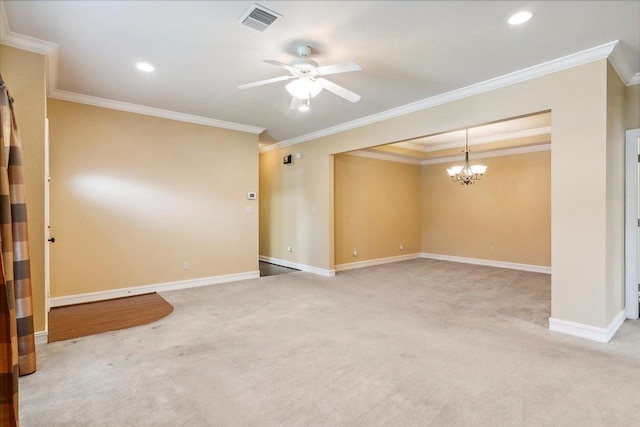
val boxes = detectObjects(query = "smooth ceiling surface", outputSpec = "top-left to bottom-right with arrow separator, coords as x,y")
2,1 -> 639,142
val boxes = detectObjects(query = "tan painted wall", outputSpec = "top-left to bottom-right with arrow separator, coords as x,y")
334,154 -> 421,265
259,146 -> 334,267
47,99 -> 258,297
260,59 -> 621,328
422,151 -> 551,266
0,45 -> 46,332
605,63 -> 626,321
625,83 -> 640,130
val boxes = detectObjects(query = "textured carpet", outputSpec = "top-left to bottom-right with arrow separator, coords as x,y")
20,259 -> 640,426
48,293 -> 174,342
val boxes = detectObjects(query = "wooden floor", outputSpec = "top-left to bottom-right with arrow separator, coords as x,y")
48,293 -> 174,342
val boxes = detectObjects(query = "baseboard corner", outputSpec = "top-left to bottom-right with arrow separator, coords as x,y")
549,310 -> 625,343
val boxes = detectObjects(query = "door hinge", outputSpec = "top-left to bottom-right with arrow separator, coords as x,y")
637,154 -> 640,163
638,218 -> 640,227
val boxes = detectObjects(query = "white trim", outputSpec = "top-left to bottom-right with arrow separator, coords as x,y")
335,253 -> 421,271
394,126 -> 552,153
549,311 -> 626,343
630,73 -> 640,86
259,255 -> 335,277
348,143 -> 551,166
420,253 -> 551,274
609,43 -> 639,86
0,4 -> 264,135
344,150 -> 422,165
35,331 -> 48,345
50,271 -> 259,307
625,129 -> 640,320
49,89 -> 265,134
260,41 -> 618,153
420,143 -> 551,166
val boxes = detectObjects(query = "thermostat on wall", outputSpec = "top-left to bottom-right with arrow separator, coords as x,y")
247,192 -> 256,200
283,154 -> 292,165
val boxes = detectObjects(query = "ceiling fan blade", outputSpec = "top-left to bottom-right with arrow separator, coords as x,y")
290,97 -> 304,110
316,61 -> 361,76
315,78 -> 361,103
262,59 -> 297,73
238,75 -> 294,90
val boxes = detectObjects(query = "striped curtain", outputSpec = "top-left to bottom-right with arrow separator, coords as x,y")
0,76 -> 36,427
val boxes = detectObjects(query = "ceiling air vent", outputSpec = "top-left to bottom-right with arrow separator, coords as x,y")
238,4 -> 281,32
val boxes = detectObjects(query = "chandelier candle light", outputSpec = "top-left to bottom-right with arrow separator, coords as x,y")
446,129 -> 487,185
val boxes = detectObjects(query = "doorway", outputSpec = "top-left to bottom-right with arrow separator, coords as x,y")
625,128 -> 640,319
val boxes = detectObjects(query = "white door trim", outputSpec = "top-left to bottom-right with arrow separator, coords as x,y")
44,118 -> 51,331
625,128 -> 640,320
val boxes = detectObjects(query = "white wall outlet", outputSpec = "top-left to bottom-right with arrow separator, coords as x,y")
353,249 -> 358,257
399,244 -> 404,251
489,246 -> 495,253
287,246 -> 293,253
245,206 -> 252,214
183,261 -> 189,270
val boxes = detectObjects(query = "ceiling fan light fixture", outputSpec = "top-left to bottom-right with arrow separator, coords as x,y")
286,78 -> 322,100
298,99 -> 310,112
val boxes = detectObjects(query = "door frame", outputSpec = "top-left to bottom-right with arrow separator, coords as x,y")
625,128 -> 640,320
44,118 -> 51,329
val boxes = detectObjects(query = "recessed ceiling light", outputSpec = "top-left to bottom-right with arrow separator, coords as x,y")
508,11 -> 533,25
136,62 -> 155,72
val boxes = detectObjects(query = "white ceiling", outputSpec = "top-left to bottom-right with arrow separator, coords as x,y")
1,1 -> 639,143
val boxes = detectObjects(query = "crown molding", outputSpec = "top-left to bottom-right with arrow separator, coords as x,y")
394,126 -> 552,153
420,143 -> 551,165
49,89 -> 265,134
261,41 -> 618,153
1,1 -> 264,134
344,150 -> 423,165
609,42 -> 640,86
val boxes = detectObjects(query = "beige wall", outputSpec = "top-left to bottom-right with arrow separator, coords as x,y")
259,145 -> 334,267
0,45 -> 46,332
260,59 -> 623,328
625,84 -> 640,130
605,63 -> 626,321
333,154 -> 421,265
48,99 -> 258,297
422,150 -> 551,266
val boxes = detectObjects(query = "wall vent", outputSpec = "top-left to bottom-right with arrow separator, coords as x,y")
238,4 -> 281,32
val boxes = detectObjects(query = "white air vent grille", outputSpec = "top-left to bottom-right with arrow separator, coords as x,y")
238,4 -> 281,32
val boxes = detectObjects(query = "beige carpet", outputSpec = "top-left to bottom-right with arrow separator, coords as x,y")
19,259 -> 640,425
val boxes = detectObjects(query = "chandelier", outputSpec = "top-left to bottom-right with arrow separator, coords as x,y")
446,129 -> 487,185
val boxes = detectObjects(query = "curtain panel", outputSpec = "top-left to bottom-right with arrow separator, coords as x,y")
0,75 -> 36,427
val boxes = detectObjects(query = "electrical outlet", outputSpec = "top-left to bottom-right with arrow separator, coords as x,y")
183,261 -> 189,270
287,246 -> 293,253
399,244 -> 404,251
353,249 -> 358,257
489,246 -> 495,253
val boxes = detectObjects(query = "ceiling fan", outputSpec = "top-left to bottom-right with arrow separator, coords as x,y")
238,45 -> 362,111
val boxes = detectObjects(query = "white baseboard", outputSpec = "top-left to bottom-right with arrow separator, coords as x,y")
35,330 -> 48,345
335,253 -> 421,271
259,256 -> 335,277
420,253 -> 551,274
50,271 -> 260,307
549,310 -> 626,343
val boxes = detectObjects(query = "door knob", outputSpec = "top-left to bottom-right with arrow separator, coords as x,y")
48,237 -> 55,243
